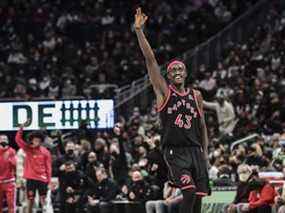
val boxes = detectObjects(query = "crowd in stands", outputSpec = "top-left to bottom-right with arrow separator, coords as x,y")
0,0 -> 258,99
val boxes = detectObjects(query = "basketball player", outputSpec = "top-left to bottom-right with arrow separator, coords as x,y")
0,135 -> 17,213
15,121 -> 51,213
134,8 -> 210,213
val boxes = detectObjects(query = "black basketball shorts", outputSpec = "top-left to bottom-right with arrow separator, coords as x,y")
26,179 -> 48,200
163,146 -> 211,196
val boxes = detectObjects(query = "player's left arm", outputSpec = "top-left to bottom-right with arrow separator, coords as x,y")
194,90 -> 209,159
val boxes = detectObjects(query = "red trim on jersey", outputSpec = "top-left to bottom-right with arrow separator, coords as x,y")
169,85 -> 190,96
193,90 -> 202,117
157,88 -> 171,112
196,192 -> 208,197
181,185 -> 196,190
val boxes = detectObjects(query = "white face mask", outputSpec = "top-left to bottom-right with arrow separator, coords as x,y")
239,173 -> 250,182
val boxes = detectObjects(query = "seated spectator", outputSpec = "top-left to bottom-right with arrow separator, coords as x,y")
213,165 -> 235,187
145,181 -> 182,213
123,170 -> 153,202
233,176 -> 277,213
58,161 -> 87,213
86,167 -> 118,213
227,164 -> 253,213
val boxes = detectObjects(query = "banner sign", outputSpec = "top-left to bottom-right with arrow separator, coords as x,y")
0,100 -> 114,131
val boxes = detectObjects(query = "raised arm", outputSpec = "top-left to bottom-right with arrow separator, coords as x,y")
15,128 -> 28,151
15,119 -> 31,151
134,8 -> 168,107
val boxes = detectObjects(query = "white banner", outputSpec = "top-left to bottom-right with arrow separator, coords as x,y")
0,99 -> 114,131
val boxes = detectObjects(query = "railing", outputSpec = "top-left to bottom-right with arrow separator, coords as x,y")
114,0 -> 270,113
230,133 -> 259,151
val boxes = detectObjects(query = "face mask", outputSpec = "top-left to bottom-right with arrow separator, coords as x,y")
0,142 -> 8,148
239,173 -> 250,182
66,149 -> 74,156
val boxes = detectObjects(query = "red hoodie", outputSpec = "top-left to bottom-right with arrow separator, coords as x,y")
248,183 -> 277,209
15,128 -> 51,184
0,147 -> 16,182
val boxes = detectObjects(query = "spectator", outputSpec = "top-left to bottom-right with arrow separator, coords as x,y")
86,167 -> 118,213
109,123 -> 129,186
227,164 -> 253,213
85,152 -> 103,183
204,92 -> 238,136
54,140 -> 81,177
125,171 -> 153,202
145,181 -> 182,213
236,176 -> 277,213
58,161 -> 87,213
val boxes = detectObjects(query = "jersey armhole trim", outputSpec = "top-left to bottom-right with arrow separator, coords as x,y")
193,90 -> 202,117
157,88 -> 171,112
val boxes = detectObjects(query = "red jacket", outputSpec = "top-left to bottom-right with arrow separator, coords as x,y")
15,128 -> 52,183
0,147 -> 16,182
248,183 -> 277,209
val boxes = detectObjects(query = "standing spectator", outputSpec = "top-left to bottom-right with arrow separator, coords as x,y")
15,121 -> 52,213
87,167 -> 118,213
109,123 -> 129,186
16,148 -> 26,210
85,152 -> 103,183
54,140 -> 81,177
204,92 -> 238,136
0,135 -> 17,213
199,71 -> 217,99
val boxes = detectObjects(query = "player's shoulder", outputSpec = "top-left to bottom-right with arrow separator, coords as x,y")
40,146 -> 51,154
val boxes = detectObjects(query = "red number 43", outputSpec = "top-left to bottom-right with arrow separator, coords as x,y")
174,114 -> 192,129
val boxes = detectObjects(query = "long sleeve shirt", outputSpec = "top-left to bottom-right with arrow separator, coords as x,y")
248,183 -> 276,209
0,147 -> 16,182
15,128 -> 52,183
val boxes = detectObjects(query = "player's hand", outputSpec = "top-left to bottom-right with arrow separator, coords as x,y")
134,7 -> 148,30
18,118 -> 31,128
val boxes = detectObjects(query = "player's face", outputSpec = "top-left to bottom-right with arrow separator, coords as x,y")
30,138 -> 41,147
167,64 -> 187,85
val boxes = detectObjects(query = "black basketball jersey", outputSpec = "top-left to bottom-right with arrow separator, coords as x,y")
158,85 -> 202,148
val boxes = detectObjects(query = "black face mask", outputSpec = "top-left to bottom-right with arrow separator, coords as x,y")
66,149 -> 74,156
0,142 -> 8,148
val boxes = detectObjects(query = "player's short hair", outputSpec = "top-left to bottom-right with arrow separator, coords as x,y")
28,131 -> 45,142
